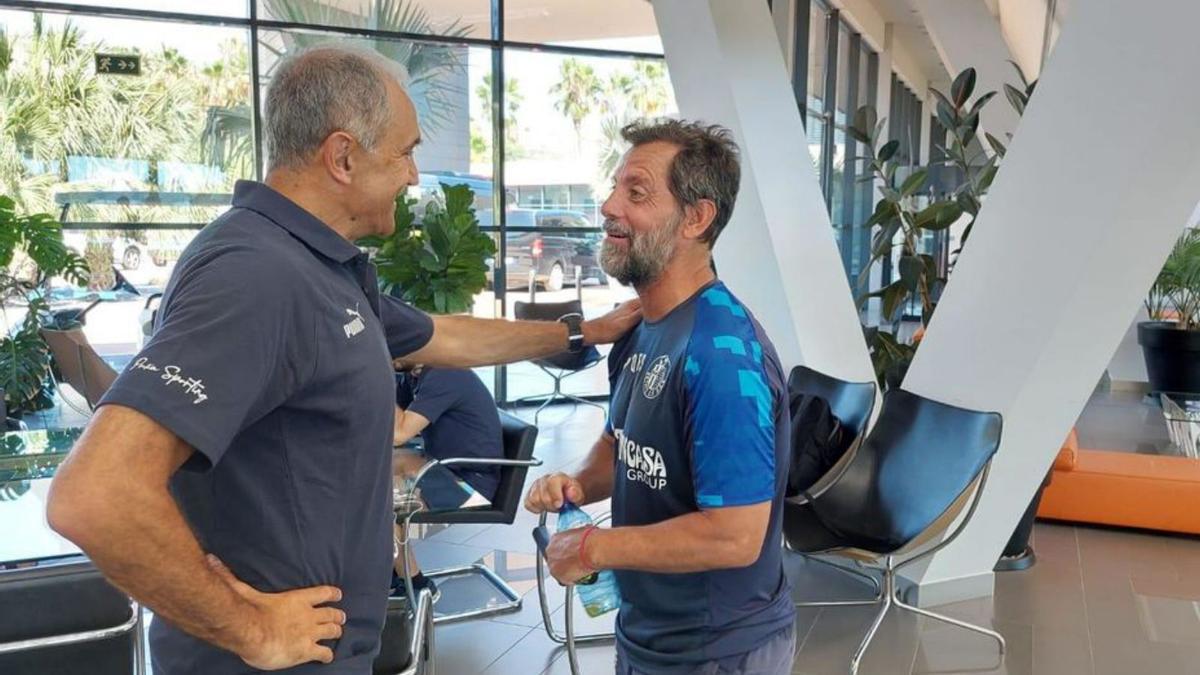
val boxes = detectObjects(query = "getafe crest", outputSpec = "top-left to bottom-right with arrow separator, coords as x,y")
642,355 -> 671,400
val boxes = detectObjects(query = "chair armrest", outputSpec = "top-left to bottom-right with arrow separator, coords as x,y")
407,456 -> 543,493
0,600 -> 139,655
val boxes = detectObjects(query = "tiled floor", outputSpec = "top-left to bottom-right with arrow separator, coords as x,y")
392,404 -> 1200,675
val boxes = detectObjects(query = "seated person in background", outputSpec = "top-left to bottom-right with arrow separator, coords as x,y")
391,359 -> 504,598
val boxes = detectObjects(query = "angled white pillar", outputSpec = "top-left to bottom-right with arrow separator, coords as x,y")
912,0 -> 1021,141
901,1 -> 1200,605
650,0 -> 874,383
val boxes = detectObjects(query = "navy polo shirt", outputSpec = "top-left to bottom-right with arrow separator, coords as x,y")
395,367 -> 503,500
99,180 -> 434,674
605,281 -> 795,670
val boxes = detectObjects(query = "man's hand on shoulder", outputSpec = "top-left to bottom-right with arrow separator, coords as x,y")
582,299 -> 641,346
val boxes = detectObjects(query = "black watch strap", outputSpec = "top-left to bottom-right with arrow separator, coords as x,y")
559,313 -> 585,353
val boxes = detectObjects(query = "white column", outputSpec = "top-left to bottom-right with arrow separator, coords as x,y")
650,0 -> 875,383
900,0 -> 1200,605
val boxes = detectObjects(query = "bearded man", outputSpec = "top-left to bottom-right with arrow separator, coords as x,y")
524,119 -> 796,675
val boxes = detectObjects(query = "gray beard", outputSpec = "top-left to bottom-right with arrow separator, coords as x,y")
600,215 -> 681,288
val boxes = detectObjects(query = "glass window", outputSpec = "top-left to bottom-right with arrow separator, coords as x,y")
26,0 -> 247,17
806,1 -> 827,112
500,48 -> 670,399
257,0 -> 489,39
504,0 -> 663,53
834,24 -> 851,126
830,127 -> 847,223
257,30 -> 494,228
0,10 -> 253,225
806,114 -> 825,174
9,1 -> 674,411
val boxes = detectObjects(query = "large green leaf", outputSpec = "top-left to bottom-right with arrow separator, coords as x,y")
951,68 -> 977,108
900,169 -> 928,197
935,100 -> 956,135
1004,83 -> 1028,115
922,202 -> 963,231
898,255 -> 923,292
878,139 -> 900,162
881,281 -> 910,323
969,91 -> 997,117
985,132 -> 1007,158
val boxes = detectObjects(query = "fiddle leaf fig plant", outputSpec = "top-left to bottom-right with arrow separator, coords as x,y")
362,183 -> 495,314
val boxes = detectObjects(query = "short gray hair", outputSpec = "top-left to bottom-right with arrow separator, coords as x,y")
620,119 -> 741,247
264,45 -> 401,171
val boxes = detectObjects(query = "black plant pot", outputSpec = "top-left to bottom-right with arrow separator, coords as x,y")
1138,321 -> 1200,395
995,470 -> 1051,571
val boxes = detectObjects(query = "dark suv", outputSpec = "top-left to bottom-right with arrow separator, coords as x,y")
492,209 -> 606,291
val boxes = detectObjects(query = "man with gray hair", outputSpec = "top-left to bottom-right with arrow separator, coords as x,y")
46,45 -> 638,673
525,119 -> 796,674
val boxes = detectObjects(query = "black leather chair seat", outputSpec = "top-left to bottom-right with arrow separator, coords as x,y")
410,411 -> 537,526
0,557 -> 137,675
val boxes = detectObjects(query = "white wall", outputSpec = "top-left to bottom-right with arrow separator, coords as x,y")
899,0 -> 1200,604
651,0 -> 875,384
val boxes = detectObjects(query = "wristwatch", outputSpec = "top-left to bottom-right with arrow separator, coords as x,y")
559,312 -> 585,354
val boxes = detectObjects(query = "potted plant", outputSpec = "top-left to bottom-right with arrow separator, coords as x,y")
1139,227 -> 1200,396
0,195 -> 90,416
850,67 -> 995,388
361,182 -> 496,314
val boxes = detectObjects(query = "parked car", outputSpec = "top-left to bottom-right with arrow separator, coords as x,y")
490,209 -> 606,291
63,232 -> 183,270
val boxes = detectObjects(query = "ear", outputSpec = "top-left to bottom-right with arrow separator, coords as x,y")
320,131 -> 357,186
680,199 -> 718,241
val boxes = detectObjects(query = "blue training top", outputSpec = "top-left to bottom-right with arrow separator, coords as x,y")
605,280 -> 795,670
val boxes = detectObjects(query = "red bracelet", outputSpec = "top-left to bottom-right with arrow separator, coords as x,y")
578,525 -> 600,572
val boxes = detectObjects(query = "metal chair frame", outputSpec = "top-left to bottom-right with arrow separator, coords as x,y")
395,456 -> 543,625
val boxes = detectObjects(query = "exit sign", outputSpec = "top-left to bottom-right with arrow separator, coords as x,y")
95,53 -> 140,76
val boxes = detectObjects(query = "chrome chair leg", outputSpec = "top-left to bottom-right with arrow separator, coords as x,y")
562,393 -> 606,411
892,595 -> 1007,653
850,562 -> 894,675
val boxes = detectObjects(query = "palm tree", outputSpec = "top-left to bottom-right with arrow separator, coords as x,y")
0,16 -> 205,217
629,60 -> 669,118
260,0 -> 470,139
597,112 -> 634,183
603,71 -> 634,116
550,58 -> 602,151
475,72 -> 523,151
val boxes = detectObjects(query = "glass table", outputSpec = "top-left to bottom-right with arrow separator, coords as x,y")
1161,394 -> 1200,459
0,433 -> 492,567
0,429 -> 87,566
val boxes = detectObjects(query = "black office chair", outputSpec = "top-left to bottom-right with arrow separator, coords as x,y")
784,389 -> 1005,675
395,411 -> 541,624
785,366 -> 879,596
511,300 -> 603,424
0,556 -> 144,675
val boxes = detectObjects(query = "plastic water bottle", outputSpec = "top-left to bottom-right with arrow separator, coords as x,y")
557,502 -> 620,617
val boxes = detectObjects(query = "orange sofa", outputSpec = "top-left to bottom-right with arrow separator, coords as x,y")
1038,429 -> 1200,534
